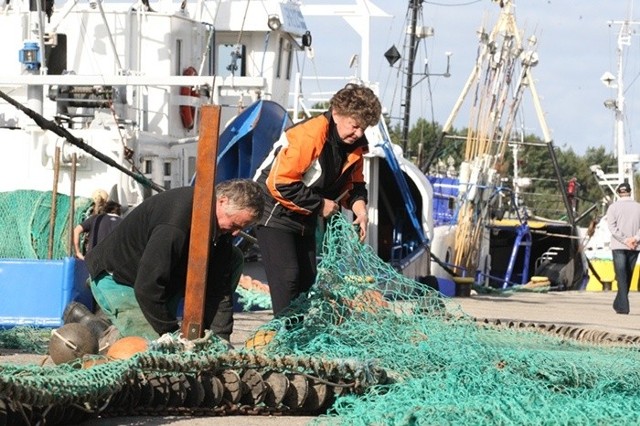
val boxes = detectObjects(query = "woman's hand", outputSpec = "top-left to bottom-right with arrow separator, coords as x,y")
322,198 -> 340,218
352,213 -> 368,242
352,200 -> 368,242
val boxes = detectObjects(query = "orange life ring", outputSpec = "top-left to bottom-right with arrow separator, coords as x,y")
180,66 -> 199,130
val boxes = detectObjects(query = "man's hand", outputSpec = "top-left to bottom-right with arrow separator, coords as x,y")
625,237 -> 638,250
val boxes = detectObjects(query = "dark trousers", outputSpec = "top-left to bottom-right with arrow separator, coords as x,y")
256,225 -> 317,316
204,245 -> 244,341
612,249 -> 639,314
90,246 -> 243,341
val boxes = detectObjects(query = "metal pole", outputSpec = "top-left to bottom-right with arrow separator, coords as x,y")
401,0 -> 422,156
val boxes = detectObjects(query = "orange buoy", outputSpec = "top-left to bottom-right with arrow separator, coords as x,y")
245,329 -> 277,351
106,336 -> 149,360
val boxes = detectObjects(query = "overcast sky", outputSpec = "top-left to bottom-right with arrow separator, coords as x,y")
300,0 -> 639,156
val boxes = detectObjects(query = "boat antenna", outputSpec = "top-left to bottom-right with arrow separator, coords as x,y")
0,89 -> 165,193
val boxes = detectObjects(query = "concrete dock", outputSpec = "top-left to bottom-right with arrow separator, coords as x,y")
2,289 -> 640,425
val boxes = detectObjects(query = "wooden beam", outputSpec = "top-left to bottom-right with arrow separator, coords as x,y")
181,105 -> 221,340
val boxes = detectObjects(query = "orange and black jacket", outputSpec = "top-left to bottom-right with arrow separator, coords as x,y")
253,111 -> 368,235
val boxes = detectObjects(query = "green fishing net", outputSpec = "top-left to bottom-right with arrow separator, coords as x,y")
251,214 -> 640,424
3,213 -> 640,425
0,190 -> 93,259
0,327 -> 49,354
236,286 -> 272,310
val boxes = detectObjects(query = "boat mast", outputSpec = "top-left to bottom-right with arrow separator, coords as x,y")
613,20 -> 637,192
615,22 -> 627,186
598,19 -> 640,196
400,0 -> 423,156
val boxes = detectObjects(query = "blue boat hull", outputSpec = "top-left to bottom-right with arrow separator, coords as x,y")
216,99 -> 292,181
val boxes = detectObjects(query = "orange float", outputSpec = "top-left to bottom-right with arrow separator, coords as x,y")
106,336 -> 149,360
179,66 -> 199,130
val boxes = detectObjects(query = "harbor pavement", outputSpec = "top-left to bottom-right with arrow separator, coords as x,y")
2,290 -> 639,425
453,289 -> 640,338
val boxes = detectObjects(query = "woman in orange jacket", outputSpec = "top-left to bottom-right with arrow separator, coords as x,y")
253,84 -> 382,316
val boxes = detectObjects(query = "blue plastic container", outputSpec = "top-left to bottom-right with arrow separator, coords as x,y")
0,257 -> 93,327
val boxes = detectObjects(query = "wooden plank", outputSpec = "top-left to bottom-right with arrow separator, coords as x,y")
48,146 -> 61,259
181,105 -> 221,340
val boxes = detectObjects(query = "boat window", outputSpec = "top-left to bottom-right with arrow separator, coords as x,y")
285,39 -> 293,80
164,162 -> 171,176
207,30 -> 216,76
276,37 -> 284,79
175,39 -> 183,75
187,156 -> 196,181
218,44 -> 245,76
142,159 -> 153,199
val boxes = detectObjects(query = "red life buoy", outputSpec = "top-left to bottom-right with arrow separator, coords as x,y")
180,66 -> 199,130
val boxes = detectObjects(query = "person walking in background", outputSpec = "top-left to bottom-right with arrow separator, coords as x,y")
607,181 -> 640,314
253,83 -> 382,317
73,200 -> 123,260
84,179 -> 264,346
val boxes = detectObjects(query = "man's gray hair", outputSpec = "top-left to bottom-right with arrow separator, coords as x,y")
216,179 -> 265,220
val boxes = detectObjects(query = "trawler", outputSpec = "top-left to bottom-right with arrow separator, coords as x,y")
0,0 -> 313,326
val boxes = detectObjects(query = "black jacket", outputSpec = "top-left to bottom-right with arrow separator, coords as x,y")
85,186 -> 235,335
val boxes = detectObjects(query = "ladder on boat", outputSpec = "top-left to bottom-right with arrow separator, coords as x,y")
492,222 -> 532,289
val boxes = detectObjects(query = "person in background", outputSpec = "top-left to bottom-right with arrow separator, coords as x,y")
73,200 -> 123,260
253,83 -> 382,317
606,181 -> 640,314
91,188 -> 109,215
84,179 -> 264,346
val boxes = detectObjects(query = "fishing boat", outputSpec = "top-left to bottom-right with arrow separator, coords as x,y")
418,0 -> 589,291
0,0 -> 313,326
0,0 -> 441,327
246,0 -> 589,294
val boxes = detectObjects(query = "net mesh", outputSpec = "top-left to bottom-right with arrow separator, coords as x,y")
0,190 -> 93,259
241,214 -> 640,424
2,214 -> 640,424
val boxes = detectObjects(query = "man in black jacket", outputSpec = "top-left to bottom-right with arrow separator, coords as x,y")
84,179 -> 264,344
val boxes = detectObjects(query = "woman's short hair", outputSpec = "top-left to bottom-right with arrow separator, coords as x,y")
330,84 -> 382,128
